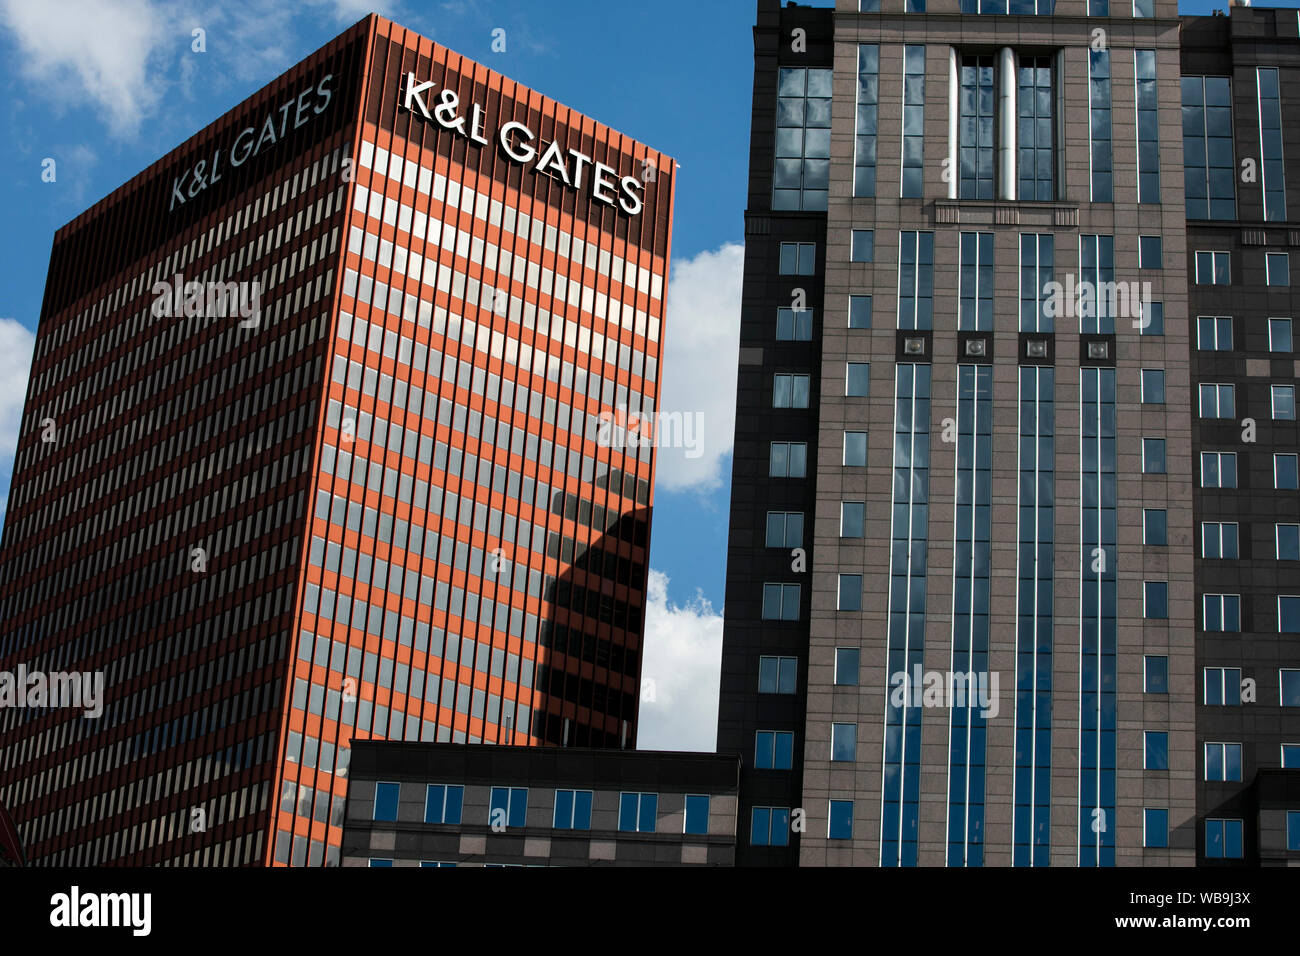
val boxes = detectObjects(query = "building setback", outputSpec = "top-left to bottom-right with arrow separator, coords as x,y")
0,15 -> 674,866
340,741 -> 738,866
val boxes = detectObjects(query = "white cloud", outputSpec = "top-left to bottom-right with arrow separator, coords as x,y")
0,0 -> 174,138
635,569 -> 723,752
655,242 -> 744,494
0,318 -> 35,467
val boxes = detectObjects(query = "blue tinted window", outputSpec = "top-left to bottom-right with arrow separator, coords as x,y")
851,229 -> 874,262
489,786 -> 527,828
1281,599 -> 1300,634
374,781 -> 400,822
1139,236 -> 1162,268
1205,818 -> 1243,859
1183,76 -> 1236,220
1135,51 -> 1159,202
832,723 -> 857,762
901,47 -> 926,197
959,55 -> 995,199
1089,51 -> 1112,202
425,784 -> 463,824
751,807 -> 791,846
1019,57 -> 1055,200
684,794 -> 710,835
1144,582 -> 1168,619
1283,670 -> 1300,705
1289,812 -> 1300,851
368,858 -> 393,867
1145,731 -> 1169,770
1284,744 -> 1300,768
618,792 -> 658,832
1144,808 -> 1168,848
855,45 -> 879,196
1144,656 -> 1168,694
829,800 -> 854,840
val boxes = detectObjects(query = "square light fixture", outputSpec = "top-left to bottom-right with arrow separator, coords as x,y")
1025,339 -> 1049,358
903,337 -> 926,355
1087,341 -> 1109,359
964,338 -> 987,357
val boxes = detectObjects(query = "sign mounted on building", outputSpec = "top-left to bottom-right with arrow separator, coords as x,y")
400,72 -> 645,216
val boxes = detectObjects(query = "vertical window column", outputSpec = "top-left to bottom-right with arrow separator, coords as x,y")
1019,233 -> 1055,333
881,363 -> 932,867
1182,76 -> 1236,220
958,55 -> 996,200
948,364 -> 992,866
902,46 -> 927,198
855,45 -> 880,198
1018,56 -> 1054,200
774,67 -> 832,211
1088,50 -> 1112,202
1258,67 -> 1286,222
1079,367 -> 1117,868
1079,235 -> 1116,334
1135,51 -> 1159,204
960,233 -> 994,330
898,231 -> 935,330
1013,365 -> 1054,867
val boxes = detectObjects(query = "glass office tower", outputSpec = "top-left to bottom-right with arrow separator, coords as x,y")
0,15 -> 674,866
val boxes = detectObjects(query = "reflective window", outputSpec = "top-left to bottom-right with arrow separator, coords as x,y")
1144,808 -> 1168,848
1198,383 -> 1235,419
1200,451 -> 1237,488
1196,316 -> 1233,350
1139,236 -> 1162,269
1277,523 -> 1300,560
765,511 -> 804,549
849,295 -> 873,329
847,362 -> 870,397
1183,76 -> 1236,220
1141,369 -> 1165,404
1089,50 -> 1113,202
959,54 -> 996,199
684,794 -> 710,835
1144,581 -> 1168,619
1205,742 -> 1243,782
425,784 -> 464,824
1078,235 -> 1115,333
1144,731 -> 1169,770
1267,253 -> 1291,287
841,501 -> 865,537
779,242 -> 816,276
751,807 -> 790,846
1135,51 -> 1159,203
769,441 -> 807,478
1143,509 -> 1167,546
553,789 -> 593,830
1273,385 -> 1296,421
960,233 -> 994,330
851,229 -> 875,262
618,792 -> 658,832
831,723 -> 857,762
835,647 -> 860,686
774,67 -> 832,211
758,655 -> 798,694
1279,597 -> 1300,633
761,583 -> 800,621
1205,819 -> 1243,859
1195,250 -> 1230,284
373,781 -> 400,822
838,573 -> 863,611
855,46 -> 880,197
829,800 -> 854,840
1020,233 -> 1054,333
1258,68 -> 1286,221
1142,438 -> 1166,474
755,730 -> 795,770
776,307 -> 813,342
898,231 -> 935,329
1204,667 -> 1242,706
902,46 -> 926,198
1203,594 -> 1241,632
772,373 -> 811,409
1276,453 -> 1300,490
489,787 -> 528,828
844,431 -> 868,467
1019,56 -> 1055,200
1285,669 -> 1300,705
1144,656 -> 1168,693
1269,318 -> 1292,352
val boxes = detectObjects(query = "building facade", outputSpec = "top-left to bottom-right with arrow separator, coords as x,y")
340,741 -> 738,866
723,0 -> 1220,866
1181,6 -> 1300,867
0,15 -> 674,866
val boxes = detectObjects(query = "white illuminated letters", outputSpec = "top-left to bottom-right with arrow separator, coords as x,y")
400,71 -> 648,216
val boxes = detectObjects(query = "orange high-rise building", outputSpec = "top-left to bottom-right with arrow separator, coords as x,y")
0,15 -> 674,866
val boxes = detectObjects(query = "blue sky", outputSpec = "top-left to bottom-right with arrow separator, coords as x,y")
0,0 -> 1290,749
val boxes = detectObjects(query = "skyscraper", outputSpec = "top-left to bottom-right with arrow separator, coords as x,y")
722,0 -> 1223,866
0,14 -> 674,867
